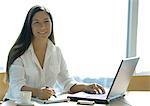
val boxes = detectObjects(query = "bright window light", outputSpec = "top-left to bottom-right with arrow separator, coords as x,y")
136,0 -> 150,74
0,0 -> 128,80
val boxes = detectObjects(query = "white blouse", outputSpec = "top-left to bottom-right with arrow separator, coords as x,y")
4,40 -> 76,100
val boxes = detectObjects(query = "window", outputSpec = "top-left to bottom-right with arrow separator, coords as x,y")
0,0 -> 128,88
49,0 -> 128,88
136,0 -> 150,75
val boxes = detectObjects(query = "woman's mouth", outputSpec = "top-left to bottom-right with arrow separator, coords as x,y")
38,32 -> 47,34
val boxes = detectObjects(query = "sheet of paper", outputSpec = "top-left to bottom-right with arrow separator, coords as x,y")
31,94 -> 70,104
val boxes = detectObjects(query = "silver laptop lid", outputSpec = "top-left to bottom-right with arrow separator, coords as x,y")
107,57 -> 139,99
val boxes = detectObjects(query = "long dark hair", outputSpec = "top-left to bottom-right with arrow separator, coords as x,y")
6,5 -> 55,81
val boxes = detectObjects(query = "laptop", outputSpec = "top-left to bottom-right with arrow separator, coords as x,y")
67,57 -> 139,104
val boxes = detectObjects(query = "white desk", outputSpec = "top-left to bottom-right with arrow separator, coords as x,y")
1,91 -> 150,106
119,91 -> 150,106
0,100 -> 130,106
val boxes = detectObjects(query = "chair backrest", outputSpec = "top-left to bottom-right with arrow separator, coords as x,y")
0,72 -> 9,100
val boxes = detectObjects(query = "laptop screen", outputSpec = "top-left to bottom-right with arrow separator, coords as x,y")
107,57 -> 139,99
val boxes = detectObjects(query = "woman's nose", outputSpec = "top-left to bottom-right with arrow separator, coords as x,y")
40,23 -> 46,29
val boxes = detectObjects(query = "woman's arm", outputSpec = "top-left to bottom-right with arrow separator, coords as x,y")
56,47 -> 105,94
70,83 -> 106,94
21,86 -> 39,97
21,86 -> 55,100
69,84 -> 86,93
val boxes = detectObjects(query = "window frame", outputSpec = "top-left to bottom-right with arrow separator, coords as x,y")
126,0 -> 138,58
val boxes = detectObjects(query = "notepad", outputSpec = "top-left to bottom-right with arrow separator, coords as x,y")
31,96 -> 70,104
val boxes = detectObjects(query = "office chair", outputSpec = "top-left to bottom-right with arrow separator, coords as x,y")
0,72 -> 8,101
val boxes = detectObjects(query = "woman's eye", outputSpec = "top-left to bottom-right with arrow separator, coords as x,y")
44,20 -> 49,23
33,22 -> 39,24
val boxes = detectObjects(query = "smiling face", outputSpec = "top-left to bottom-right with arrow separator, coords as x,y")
31,11 -> 52,39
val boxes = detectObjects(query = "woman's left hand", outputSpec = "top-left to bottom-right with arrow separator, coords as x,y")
84,83 -> 105,94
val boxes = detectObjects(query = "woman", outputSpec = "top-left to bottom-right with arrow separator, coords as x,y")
4,5 -> 105,101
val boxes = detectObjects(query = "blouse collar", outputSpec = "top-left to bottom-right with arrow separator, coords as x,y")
28,40 -> 56,70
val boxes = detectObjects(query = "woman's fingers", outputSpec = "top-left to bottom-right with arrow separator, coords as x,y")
47,88 -> 56,95
91,84 -> 105,94
85,83 -> 105,94
44,88 -> 56,97
84,84 -> 97,94
38,89 -> 50,100
91,84 -> 101,94
96,84 -> 106,94
39,88 -> 56,100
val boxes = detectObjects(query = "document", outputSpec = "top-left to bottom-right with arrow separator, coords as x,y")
31,95 -> 70,104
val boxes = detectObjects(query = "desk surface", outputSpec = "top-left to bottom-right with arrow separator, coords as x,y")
1,91 -> 150,106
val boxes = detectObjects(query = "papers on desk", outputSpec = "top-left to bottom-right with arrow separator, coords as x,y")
31,95 -> 70,104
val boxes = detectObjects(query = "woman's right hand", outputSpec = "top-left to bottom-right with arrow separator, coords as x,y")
37,87 -> 55,100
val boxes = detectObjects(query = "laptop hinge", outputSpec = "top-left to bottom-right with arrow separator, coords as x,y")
107,93 -> 125,100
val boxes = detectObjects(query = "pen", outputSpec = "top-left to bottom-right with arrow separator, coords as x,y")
53,94 -> 57,98
45,86 -> 57,98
